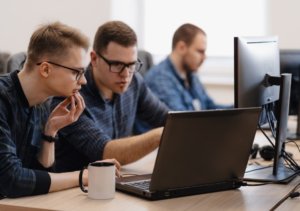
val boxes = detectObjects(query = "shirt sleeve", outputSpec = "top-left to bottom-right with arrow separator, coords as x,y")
52,97 -> 111,162
146,69 -> 190,111
135,73 -> 169,126
0,100 -> 51,198
195,77 -> 233,110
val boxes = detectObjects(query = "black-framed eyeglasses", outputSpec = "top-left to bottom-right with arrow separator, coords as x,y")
36,61 -> 86,81
96,52 -> 143,73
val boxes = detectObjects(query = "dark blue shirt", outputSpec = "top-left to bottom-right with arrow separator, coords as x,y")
0,71 -> 51,198
53,66 -> 169,172
145,57 -> 230,110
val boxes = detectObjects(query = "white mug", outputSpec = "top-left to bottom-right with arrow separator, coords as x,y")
79,161 -> 115,199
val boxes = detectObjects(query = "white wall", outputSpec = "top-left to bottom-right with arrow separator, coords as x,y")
1,0 -> 300,54
0,0 -> 144,55
267,0 -> 300,49
0,0 -> 112,54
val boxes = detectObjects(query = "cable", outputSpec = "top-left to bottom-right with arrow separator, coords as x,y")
120,173 -> 140,177
245,165 -> 272,173
286,140 -> 300,153
258,109 -> 300,173
241,181 -> 274,186
258,124 -> 275,148
270,181 -> 300,211
265,104 -> 277,139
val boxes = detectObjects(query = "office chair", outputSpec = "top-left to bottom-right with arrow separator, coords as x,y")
138,50 -> 153,77
0,52 -> 11,74
6,52 -> 26,73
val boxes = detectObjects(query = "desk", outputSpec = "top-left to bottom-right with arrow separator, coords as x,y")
1,133 -> 300,210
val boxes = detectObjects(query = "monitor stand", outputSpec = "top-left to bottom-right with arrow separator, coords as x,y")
245,159 -> 296,184
244,74 -> 298,183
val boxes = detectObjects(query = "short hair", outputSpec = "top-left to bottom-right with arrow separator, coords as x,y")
93,21 -> 137,54
26,21 -> 89,68
172,23 -> 206,50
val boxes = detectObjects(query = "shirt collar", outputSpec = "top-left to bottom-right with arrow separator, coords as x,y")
167,57 -> 192,88
10,70 -> 30,108
85,64 -> 119,103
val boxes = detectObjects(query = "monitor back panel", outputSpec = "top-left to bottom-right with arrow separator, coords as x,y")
150,108 -> 261,192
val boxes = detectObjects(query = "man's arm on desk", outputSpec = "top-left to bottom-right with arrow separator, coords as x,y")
49,158 -> 121,193
103,127 -> 163,165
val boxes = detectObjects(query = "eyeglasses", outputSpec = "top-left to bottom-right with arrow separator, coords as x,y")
97,53 -> 143,73
36,61 -> 86,81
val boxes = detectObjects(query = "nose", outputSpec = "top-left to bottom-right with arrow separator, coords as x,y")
78,74 -> 87,85
119,66 -> 131,77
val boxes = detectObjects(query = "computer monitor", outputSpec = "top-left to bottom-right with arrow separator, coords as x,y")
280,50 -> 300,140
234,36 -> 297,183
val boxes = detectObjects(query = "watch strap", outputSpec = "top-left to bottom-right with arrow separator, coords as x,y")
41,133 -> 58,143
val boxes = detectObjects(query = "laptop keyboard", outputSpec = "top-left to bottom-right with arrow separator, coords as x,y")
127,180 -> 151,191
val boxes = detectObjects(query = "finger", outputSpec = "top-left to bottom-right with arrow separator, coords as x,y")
50,97 -> 71,115
58,97 -> 72,108
76,92 -> 86,109
115,168 -> 121,178
73,93 -> 85,118
101,158 -> 121,170
111,158 -> 121,170
74,93 -> 83,110
69,95 -> 76,115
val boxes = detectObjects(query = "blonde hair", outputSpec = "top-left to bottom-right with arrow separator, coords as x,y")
26,21 -> 89,68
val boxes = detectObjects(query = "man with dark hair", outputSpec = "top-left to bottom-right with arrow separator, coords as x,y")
145,23 -> 230,111
0,22 -> 119,198
52,21 -> 168,172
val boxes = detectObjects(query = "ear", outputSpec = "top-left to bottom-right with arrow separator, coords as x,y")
38,63 -> 50,78
176,41 -> 188,55
90,51 -> 97,66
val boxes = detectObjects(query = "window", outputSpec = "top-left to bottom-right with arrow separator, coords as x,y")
144,0 -> 267,57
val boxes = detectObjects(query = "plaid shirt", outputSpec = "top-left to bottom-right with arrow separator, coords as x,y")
53,66 -> 169,172
145,57 -> 230,110
0,71 -> 51,198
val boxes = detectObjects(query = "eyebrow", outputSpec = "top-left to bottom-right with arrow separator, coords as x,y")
107,59 -> 138,65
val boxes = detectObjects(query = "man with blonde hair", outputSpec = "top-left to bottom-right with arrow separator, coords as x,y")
0,22 -> 119,198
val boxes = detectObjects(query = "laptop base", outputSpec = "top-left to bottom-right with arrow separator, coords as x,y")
117,178 -> 243,200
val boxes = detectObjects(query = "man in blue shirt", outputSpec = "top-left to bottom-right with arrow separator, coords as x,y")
145,23 -> 230,111
52,21 -> 169,172
0,22 -> 119,198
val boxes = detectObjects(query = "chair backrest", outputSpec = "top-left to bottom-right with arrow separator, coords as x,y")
0,52 -> 11,74
6,52 -> 27,73
138,50 -> 153,77
6,51 -> 153,75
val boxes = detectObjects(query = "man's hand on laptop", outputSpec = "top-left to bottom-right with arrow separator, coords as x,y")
101,158 -> 121,177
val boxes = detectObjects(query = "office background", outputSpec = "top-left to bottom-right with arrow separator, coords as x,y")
0,0 -> 299,104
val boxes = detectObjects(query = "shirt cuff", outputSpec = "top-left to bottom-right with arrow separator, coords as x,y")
32,170 -> 51,195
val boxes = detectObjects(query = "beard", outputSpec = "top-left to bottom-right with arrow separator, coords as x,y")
182,61 -> 197,73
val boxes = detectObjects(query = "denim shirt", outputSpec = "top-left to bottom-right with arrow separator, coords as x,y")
145,57 -> 230,111
52,66 -> 169,172
0,71 -> 51,198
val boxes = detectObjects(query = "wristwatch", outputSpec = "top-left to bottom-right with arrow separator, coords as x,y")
41,133 -> 58,143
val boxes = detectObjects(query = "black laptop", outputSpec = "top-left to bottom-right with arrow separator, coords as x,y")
116,107 -> 261,200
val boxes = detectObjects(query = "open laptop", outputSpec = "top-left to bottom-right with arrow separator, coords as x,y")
116,107 -> 261,200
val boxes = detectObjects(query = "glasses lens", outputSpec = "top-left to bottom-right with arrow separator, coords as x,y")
134,61 -> 143,72
76,71 -> 85,81
107,60 -> 142,73
110,63 -> 125,73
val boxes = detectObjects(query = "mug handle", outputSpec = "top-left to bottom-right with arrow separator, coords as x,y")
79,166 -> 88,193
